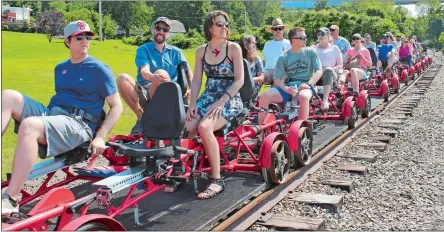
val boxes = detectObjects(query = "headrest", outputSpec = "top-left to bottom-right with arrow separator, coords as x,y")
239,59 -> 255,103
176,63 -> 188,96
367,48 -> 378,67
142,82 -> 185,140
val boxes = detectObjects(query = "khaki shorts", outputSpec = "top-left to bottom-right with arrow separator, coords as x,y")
14,94 -> 93,159
264,69 -> 275,85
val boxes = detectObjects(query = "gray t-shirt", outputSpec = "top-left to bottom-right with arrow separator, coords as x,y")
274,47 -> 322,83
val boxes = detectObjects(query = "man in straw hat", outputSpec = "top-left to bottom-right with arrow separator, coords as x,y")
329,24 -> 350,58
262,18 -> 291,84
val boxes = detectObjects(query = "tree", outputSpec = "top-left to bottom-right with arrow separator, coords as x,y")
36,11 -> 65,42
314,0 -> 329,11
103,1 -> 154,37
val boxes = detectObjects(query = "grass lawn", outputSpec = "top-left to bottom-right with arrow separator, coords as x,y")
1,31 -> 267,179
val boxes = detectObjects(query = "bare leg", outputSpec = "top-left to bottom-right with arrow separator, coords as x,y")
197,116 -> 228,179
298,89 -> 313,120
1,90 -> 25,136
258,88 -> 283,125
117,73 -> 143,120
350,68 -> 360,91
6,117 -> 46,200
185,114 -> 201,139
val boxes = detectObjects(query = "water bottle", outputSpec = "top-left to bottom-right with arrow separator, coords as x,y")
347,81 -> 353,90
290,85 -> 299,109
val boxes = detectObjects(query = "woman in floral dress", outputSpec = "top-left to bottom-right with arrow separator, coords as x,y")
186,10 -> 244,199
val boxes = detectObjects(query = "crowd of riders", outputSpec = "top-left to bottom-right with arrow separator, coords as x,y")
1,10 -> 430,216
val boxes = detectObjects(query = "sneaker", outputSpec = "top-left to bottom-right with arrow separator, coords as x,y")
1,193 -> 19,215
131,120 -> 143,135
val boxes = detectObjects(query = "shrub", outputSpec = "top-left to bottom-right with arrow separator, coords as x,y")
2,25 -> 8,31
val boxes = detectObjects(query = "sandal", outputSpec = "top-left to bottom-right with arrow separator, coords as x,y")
197,178 -> 225,199
164,181 -> 181,193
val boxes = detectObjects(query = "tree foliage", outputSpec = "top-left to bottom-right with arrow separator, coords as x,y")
35,10 -> 64,42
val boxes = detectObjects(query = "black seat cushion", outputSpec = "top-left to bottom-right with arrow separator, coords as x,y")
177,63 -> 188,96
142,82 -> 185,140
115,143 -> 174,157
239,59 -> 255,103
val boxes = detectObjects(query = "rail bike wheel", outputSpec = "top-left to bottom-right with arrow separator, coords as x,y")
361,95 -> 371,118
261,139 -> 291,185
76,222 -> 111,231
294,126 -> 313,167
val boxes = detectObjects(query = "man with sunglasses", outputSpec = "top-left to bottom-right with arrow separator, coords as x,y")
1,20 -> 123,215
329,25 -> 350,58
262,18 -> 291,84
258,27 -> 323,124
377,33 -> 395,70
117,17 -> 192,135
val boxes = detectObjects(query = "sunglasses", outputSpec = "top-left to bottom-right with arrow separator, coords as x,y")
215,21 -> 229,28
352,37 -> 361,41
272,27 -> 284,31
329,29 -> 336,32
74,34 -> 92,41
317,32 -> 326,37
292,36 -> 307,41
154,25 -> 170,33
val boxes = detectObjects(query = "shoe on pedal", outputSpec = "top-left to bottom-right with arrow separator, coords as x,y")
131,120 -> 143,135
164,181 -> 181,193
1,193 -> 19,215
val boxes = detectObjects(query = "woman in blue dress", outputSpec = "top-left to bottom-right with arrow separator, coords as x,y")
186,10 -> 244,199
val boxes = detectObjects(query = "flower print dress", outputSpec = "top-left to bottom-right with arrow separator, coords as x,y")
196,42 -> 243,121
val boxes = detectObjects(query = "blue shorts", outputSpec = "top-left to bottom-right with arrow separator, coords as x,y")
273,81 -> 314,105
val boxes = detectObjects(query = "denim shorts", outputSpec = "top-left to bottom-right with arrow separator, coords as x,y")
14,94 -> 93,159
273,81 -> 314,105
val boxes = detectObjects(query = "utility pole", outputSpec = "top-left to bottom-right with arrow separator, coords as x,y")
244,6 -> 247,33
99,0 -> 103,42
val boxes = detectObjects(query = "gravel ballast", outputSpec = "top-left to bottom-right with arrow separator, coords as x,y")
251,52 -> 444,231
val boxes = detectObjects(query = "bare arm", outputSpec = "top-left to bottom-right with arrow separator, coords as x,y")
95,93 -> 123,140
186,69 -> 193,89
307,69 -> 323,86
253,72 -> 264,83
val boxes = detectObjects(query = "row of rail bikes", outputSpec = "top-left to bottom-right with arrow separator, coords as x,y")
1,60 -> 314,231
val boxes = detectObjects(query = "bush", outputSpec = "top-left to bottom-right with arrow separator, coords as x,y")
121,36 -> 138,46
2,25 -> 8,31
167,33 -> 205,49
21,22 -> 30,32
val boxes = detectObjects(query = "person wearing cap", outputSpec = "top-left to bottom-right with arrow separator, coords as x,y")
262,18 -> 292,84
377,33 -> 395,70
399,37 -> 414,67
344,33 -> 373,94
1,20 -> 123,215
258,27 -> 323,124
117,16 -> 193,135
312,27 -> 343,110
329,25 -> 351,58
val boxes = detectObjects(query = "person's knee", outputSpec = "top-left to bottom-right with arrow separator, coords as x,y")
298,90 -> 311,103
18,117 -> 44,138
258,90 -> 273,106
2,89 -> 22,106
197,120 -> 213,135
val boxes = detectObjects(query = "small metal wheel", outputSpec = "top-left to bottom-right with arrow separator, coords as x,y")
294,126 -> 313,167
361,95 -> 371,118
261,140 -> 291,185
346,102 -> 359,129
76,222 -> 111,231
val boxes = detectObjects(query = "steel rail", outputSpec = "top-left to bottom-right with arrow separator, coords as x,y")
213,62 -> 439,231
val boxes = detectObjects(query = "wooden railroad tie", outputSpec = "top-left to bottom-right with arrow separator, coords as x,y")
320,178 -> 354,192
367,136 -> 392,144
374,128 -> 398,137
335,164 -> 368,175
257,213 -> 326,231
288,193 -> 344,213
377,124 -> 401,130
379,119 -> 403,124
357,142 -> 387,151
337,152 -> 377,163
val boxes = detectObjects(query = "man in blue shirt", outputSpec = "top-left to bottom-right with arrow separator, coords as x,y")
1,20 -> 123,215
117,17 -> 193,135
377,33 -> 395,70
329,24 -> 351,59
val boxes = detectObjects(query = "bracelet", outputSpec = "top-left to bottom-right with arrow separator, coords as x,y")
224,92 -> 232,100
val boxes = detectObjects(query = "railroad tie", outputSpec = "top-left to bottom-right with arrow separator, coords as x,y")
288,193 -> 343,213
337,152 -> 377,163
320,179 -> 354,193
367,136 -> 392,144
356,142 -> 388,151
379,119 -> 403,124
377,124 -> 401,130
335,164 -> 369,175
374,128 -> 398,137
257,213 -> 326,231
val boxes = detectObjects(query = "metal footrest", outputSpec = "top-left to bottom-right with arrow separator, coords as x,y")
6,155 -> 68,181
92,164 -> 148,193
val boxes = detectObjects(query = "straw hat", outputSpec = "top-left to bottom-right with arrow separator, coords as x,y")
265,18 -> 289,32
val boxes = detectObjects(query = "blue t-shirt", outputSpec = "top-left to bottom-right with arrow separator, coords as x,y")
274,47 -> 322,83
377,44 -> 394,61
48,56 -> 118,131
135,41 -> 190,85
333,36 -> 351,58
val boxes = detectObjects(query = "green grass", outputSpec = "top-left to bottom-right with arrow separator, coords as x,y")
1,31 -> 268,179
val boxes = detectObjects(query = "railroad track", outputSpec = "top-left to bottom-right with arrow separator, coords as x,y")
213,55 -> 442,231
